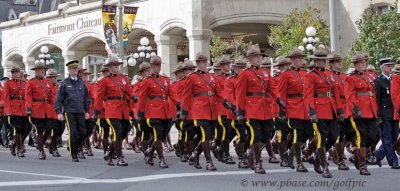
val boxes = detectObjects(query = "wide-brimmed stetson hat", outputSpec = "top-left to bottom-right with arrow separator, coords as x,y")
328,52 -> 343,62
273,57 -> 291,67
104,56 -> 123,66
195,52 -> 208,62
261,57 -> 272,68
245,46 -> 262,57
307,47 -> 329,60
286,48 -> 307,58
232,56 -> 248,67
171,62 -> 185,74
31,61 -> 49,70
137,62 -> 151,74
45,68 -> 59,77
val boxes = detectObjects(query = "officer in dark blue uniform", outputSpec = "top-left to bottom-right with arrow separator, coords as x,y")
373,57 -> 400,169
55,60 -> 91,162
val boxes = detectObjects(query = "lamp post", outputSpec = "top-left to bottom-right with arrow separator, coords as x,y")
298,26 -> 325,55
126,37 -> 157,67
35,45 -> 55,67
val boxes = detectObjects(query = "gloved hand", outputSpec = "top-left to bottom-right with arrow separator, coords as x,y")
337,108 -> 345,122
237,115 -> 245,125
223,99 -> 232,109
353,106 -> 362,118
26,107 -> 32,116
276,98 -> 286,110
129,111 -> 135,118
278,110 -> 287,122
137,111 -> 145,121
92,109 -> 100,119
309,107 -> 318,123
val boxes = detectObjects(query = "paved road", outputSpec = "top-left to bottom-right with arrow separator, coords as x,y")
0,129 -> 399,191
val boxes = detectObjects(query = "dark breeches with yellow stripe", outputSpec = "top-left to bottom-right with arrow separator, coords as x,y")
230,120 -> 247,144
175,120 -> 187,142
216,115 -> 232,143
97,118 -> 110,140
312,119 -> 339,150
106,119 -> 130,143
146,119 -> 172,141
8,116 -> 27,135
84,119 -> 95,141
139,120 -> 151,141
194,120 -> 215,142
350,118 -> 379,149
183,120 -> 196,141
287,119 -> 313,144
244,119 -> 274,145
338,119 -> 355,143
64,113 -> 86,158
274,118 -> 291,144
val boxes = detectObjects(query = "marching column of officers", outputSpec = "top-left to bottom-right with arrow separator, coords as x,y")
1,46 -> 400,178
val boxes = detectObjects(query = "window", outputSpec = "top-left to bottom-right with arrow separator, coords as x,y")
375,4 -> 394,15
8,9 -> 17,20
13,0 -> 36,5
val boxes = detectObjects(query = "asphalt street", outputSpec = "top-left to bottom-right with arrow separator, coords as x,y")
0,128 -> 399,191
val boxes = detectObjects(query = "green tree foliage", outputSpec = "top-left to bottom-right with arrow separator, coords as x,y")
210,36 -> 254,63
268,7 -> 330,57
348,2 -> 400,68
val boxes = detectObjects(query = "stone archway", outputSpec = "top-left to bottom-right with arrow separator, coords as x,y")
3,53 -> 24,78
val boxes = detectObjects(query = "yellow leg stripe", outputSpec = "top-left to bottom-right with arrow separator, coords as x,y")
312,122 -> 322,149
335,136 -> 340,144
218,115 -> 227,141
106,118 -> 117,142
28,116 -> 38,136
287,119 -> 292,129
184,130 -> 188,142
293,129 -> 298,144
8,116 -> 16,136
96,119 -> 104,139
199,126 -> 206,142
64,113 -> 72,159
146,118 -> 157,141
178,129 -> 182,141
277,130 -> 282,143
179,120 -> 184,130
245,119 -> 255,145
141,131 -> 144,141
231,120 -> 241,143
350,117 -> 361,149
193,120 -> 198,127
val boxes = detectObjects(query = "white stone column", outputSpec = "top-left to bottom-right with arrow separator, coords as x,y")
187,29 -> 212,61
23,56 -> 36,77
155,35 -> 180,77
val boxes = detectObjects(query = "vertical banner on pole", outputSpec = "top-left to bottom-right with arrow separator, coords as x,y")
122,7 -> 139,51
102,5 -> 118,53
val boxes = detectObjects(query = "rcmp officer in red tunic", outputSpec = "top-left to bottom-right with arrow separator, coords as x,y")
55,61 -> 91,162
327,53 -> 350,171
345,52 -> 379,175
132,63 -> 152,157
45,68 -> 61,157
181,52 -> 222,171
277,48 -> 311,172
304,48 -> 343,178
214,56 -> 235,164
94,57 -> 133,166
79,68 -> 95,158
223,56 -> 249,168
390,61 -> 400,163
137,56 -> 178,168
236,46 -> 281,174
4,66 -> 27,157
25,61 -> 54,160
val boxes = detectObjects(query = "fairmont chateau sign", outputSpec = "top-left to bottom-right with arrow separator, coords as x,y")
47,17 -> 102,35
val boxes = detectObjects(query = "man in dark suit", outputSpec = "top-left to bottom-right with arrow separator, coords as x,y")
374,57 -> 400,169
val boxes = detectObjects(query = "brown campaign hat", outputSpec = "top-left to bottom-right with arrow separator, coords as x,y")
308,47 -> 329,60
245,46 -> 262,57
392,60 -> 400,73
100,66 -> 109,73
78,67 -> 87,73
212,62 -> 221,70
104,56 -> 123,66
31,61 -> 49,70
181,59 -> 197,70
274,57 -> 291,66
328,52 -> 343,62
11,66 -> 21,73
286,48 -> 307,58
195,52 -> 208,61
137,62 -> 151,73
232,56 -> 247,67
45,68 -> 58,77
217,55 -> 231,65
150,56 -> 162,65
171,62 -> 185,74
261,57 -> 272,68
351,52 -> 368,63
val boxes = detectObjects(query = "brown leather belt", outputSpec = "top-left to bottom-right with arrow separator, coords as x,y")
10,97 -> 24,100
246,92 -> 266,97
149,95 -> 167,100
356,91 -> 373,97
314,92 -> 333,98
193,91 -> 215,97
287,93 -> 303,98
33,98 -> 49,102
107,96 -> 126,100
